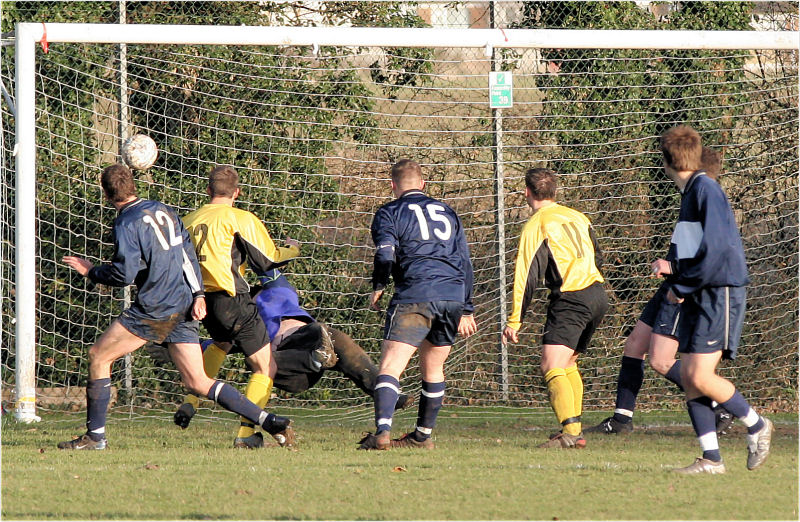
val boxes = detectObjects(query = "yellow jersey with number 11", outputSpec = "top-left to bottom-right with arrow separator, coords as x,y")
507,201 -> 603,330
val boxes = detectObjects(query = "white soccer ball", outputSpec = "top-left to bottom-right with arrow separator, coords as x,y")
121,134 -> 158,170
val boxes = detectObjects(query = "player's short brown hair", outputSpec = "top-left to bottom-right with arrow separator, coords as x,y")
660,125 -> 702,172
101,164 -> 137,203
390,159 -> 423,188
525,168 -> 557,200
208,165 -> 239,197
700,146 -> 723,180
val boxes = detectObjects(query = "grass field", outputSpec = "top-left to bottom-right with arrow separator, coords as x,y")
2,408 -> 797,520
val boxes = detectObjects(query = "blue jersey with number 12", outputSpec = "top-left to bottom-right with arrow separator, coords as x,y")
88,198 -> 204,320
370,190 -> 474,314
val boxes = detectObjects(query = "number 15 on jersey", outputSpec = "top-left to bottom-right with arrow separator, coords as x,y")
408,203 -> 452,241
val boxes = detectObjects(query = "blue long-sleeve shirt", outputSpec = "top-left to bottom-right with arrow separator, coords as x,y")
668,172 -> 749,297
370,190 -> 474,314
88,198 -> 204,319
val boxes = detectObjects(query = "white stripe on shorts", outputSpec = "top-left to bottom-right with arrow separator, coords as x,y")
724,286 -> 730,350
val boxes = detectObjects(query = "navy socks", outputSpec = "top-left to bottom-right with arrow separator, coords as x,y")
687,396 -> 721,462
613,356 -> 643,423
415,380 -> 445,441
374,374 -> 400,434
86,378 -> 111,441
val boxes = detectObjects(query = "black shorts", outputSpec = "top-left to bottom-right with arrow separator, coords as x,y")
384,300 -> 463,348
639,283 -> 680,337
542,282 -> 608,353
203,291 -> 270,357
677,286 -> 746,360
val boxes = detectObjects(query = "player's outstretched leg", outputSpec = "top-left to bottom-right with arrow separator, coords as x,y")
327,326 -> 413,410
198,377 -> 295,449
276,322 -> 338,370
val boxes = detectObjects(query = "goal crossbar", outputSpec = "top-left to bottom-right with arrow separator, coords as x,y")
17,23 -> 800,49
11,22 -> 799,422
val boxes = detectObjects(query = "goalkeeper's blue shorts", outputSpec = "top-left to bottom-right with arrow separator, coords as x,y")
253,285 -> 314,341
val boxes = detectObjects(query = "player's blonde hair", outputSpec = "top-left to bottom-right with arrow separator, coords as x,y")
208,165 -> 239,197
390,159 -> 423,189
660,125 -> 702,172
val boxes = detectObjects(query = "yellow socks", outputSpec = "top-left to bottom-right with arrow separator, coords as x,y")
203,342 -> 227,379
184,393 -> 200,409
180,341 -> 228,409
236,373 -> 273,439
565,363 -> 583,423
544,367 -> 581,436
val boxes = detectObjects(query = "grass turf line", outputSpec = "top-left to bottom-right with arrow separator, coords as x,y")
2,409 -> 797,520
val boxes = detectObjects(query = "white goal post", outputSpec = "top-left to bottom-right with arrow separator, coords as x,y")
10,23 -> 799,423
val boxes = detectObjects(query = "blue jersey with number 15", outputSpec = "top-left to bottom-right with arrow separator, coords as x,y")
88,198 -> 204,320
371,190 -> 474,314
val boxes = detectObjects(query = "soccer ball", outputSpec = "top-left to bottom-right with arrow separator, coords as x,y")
121,134 -> 158,170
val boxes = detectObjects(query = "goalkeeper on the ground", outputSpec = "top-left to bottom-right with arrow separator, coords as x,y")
173,268 -> 412,448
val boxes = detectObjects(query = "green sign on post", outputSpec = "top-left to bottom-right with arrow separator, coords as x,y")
489,71 -> 513,109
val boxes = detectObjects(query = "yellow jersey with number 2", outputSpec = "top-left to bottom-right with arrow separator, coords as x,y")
183,203 -> 299,296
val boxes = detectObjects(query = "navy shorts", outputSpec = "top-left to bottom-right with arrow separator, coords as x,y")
384,300 -> 463,347
639,283 -> 680,337
543,282 -> 608,353
203,291 -> 270,357
118,305 -> 199,344
677,286 -> 746,360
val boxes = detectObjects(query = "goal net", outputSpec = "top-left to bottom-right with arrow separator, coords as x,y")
2,22 -> 797,426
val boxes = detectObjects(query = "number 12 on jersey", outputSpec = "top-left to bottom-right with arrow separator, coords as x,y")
408,203 -> 452,240
142,210 -> 183,251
